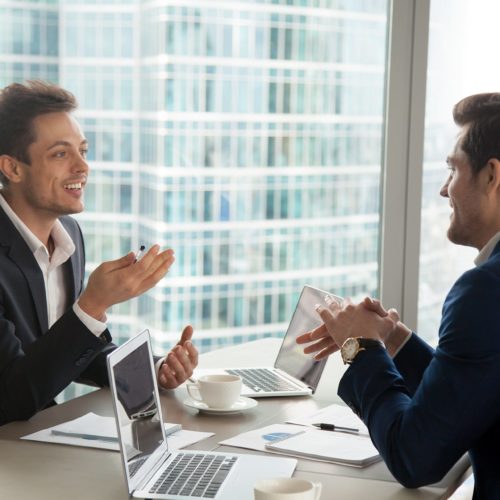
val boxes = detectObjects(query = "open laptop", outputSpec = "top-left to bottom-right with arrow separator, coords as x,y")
107,330 -> 296,500
195,285 -> 340,398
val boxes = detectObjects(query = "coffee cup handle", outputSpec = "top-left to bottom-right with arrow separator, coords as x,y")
187,383 -> 203,402
312,482 -> 322,500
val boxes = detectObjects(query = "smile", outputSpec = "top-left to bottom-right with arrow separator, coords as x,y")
64,182 -> 83,190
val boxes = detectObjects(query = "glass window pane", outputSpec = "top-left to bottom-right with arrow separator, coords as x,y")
418,0 -> 499,341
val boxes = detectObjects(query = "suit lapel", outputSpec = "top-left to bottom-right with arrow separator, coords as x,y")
0,206 -> 49,332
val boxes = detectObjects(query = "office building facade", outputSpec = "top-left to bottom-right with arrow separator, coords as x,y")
1,0 -> 388,398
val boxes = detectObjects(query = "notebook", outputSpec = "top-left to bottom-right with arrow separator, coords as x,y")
106,329 -> 296,500
195,285 -> 339,397
264,428 -> 381,468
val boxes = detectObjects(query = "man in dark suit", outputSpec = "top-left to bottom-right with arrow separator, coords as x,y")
297,93 -> 500,498
0,81 -> 198,426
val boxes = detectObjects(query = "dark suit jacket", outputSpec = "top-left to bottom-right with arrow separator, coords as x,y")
338,242 -> 500,499
0,205 -> 115,425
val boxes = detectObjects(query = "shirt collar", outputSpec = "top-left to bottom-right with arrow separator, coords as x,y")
0,192 -> 75,258
474,231 -> 500,266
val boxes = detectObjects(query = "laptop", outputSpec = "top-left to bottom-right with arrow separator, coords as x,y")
195,285 -> 340,398
107,330 -> 296,500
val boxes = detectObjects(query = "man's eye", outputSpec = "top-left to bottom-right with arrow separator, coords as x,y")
54,151 -> 66,158
80,149 -> 88,158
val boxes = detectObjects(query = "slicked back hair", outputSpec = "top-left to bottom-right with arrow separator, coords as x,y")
453,92 -> 500,176
0,80 -> 77,185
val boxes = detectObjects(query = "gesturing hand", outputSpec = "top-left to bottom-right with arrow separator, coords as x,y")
158,325 -> 199,389
78,245 -> 175,320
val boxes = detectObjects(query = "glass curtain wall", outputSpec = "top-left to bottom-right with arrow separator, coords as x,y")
0,0 -> 389,401
418,0 -> 500,340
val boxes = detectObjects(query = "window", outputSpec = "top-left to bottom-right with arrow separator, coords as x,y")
418,0 -> 500,340
1,0 -> 391,403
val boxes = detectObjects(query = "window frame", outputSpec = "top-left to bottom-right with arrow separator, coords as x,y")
379,0 -> 430,331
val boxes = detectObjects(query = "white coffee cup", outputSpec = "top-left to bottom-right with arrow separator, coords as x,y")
254,478 -> 322,500
187,374 -> 242,409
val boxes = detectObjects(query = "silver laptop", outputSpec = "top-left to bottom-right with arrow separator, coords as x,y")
195,285 -> 340,397
107,330 -> 296,500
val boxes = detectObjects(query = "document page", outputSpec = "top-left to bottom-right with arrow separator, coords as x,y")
287,403 -> 369,435
265,428 -> 380,467
22,412 -> 213,451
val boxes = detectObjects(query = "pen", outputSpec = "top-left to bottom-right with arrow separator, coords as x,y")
134,244 -> 146,263
51,429 -> 118,443
312,423 -> 359,434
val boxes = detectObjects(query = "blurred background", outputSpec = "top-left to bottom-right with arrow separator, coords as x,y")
1,0 -> 498,402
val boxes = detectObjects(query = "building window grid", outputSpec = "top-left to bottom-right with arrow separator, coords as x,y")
0,0 -> 388,395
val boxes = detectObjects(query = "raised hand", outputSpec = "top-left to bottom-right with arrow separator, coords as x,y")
78,245 -> 175,320
158,325 -> 199,389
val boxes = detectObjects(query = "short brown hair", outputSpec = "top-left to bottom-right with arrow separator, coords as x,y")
453,92 -> 500,175
0,81 -> 77,184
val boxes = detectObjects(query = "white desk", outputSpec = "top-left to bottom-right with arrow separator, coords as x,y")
0,338 -> 470,499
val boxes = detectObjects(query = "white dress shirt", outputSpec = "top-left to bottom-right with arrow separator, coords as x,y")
0,193 -> 106,336
474,231 -> 500,266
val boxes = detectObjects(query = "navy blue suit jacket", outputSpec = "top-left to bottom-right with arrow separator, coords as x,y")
0,205 -> 115,425
338,242 -> 500,499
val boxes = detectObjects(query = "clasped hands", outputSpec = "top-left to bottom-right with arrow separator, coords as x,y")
296,296 -> 412,360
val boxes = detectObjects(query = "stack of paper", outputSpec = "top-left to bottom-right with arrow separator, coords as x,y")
220,404 -> 380,468
21,412 -> 213,452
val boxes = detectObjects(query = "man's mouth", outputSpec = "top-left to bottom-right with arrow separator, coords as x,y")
64,182 -> 83,191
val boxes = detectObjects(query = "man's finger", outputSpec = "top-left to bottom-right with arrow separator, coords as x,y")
315,344 -> 339,360
303,337 -> 335,354
178,325 -> 194,345
185,341 -> 198,366
296,324 -> 328,345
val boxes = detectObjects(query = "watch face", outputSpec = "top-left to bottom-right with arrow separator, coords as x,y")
342,338 -> 359,362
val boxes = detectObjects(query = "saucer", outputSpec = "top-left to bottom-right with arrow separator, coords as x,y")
183,396 -> 258,414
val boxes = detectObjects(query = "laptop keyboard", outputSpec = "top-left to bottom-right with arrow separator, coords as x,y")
149,453 -> 237,498
227,368 -> 298,393
129,456 -> 148,478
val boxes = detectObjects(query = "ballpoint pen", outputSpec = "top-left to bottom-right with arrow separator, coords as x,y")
312,423 -> 359,434
51,429 -> 118,443
134,244 -> 146,263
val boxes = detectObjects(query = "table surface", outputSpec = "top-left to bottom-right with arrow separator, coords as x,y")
0,338 -> 470,500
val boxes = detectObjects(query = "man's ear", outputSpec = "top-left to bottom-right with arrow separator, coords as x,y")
484,158 -> 500,195
0,155 -> 22,184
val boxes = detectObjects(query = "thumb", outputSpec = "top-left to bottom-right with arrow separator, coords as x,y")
178,325 -> 194,345
387,308 -> 400,323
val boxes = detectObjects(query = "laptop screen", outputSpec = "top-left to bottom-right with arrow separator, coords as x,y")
274,285 -> 337,390
110,334 -> 166,490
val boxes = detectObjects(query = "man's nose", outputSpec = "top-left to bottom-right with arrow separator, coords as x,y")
73,154 -> 89,173
439,178 -> 449,198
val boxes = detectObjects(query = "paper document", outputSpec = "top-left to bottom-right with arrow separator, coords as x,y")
220,422 -> 380,468
265,428 -> 380,467
220,423 -> 308,453
287,403 -> 369,435
22,412 -> 213,452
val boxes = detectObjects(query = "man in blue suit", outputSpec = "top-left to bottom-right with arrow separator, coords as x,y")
0,81 -> 198,426
298,93 -> 500,499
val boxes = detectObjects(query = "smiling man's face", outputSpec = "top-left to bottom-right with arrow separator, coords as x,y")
14,111 -> 89,224
440,132 -> 491,250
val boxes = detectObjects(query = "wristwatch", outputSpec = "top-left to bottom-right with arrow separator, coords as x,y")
341,337 -> 385,364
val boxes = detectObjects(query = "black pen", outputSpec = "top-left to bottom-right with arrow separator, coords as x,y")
134,245 -> 145,263
313,423 -> 359,434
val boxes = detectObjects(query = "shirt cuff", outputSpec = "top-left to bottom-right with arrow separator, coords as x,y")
391,330 -> 412,358
73,301 -> 107,337
155,357 -> 167,382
